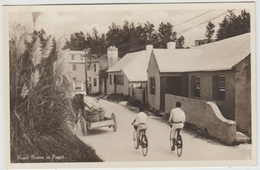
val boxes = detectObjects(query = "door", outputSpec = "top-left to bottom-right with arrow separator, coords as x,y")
114,75 -> 117,92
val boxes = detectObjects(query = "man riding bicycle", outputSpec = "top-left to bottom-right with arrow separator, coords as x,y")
168,101 -> 186,151
131,107 -> 147,149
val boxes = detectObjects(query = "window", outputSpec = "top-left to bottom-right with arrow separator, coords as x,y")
71,55 -> 75,60
73,77 -> 76,82
191,75 -> 200,97
116,75 -> 124,85
121,75 -> 124,85
150,77 -> 155,94
73,64 -> 76,71
213,75 -> 225,100
94,78 -> 97,86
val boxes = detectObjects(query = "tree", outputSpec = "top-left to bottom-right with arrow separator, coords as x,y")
216,10 -> 250,41
176,35 -> 185,49
65,31 -> 87,50
158,22 -> 176,48
205,21 -> 215,43
86,28 -> 106,57
143,21 -> 159,47
106,22 -> 123,48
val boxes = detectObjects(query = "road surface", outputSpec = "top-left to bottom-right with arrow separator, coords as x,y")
76,96 -> 251,162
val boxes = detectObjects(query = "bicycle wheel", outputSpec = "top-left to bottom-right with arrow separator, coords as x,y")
141,135 -> 148,156
133,130 -> 138,149
111,113 -> 117,132
176,135 -> 183,157
169,130 -> 174,151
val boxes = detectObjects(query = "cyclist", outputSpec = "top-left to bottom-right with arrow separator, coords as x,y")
131,106 -> 148,149
168,101 -> 186,151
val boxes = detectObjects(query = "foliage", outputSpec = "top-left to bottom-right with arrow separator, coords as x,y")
86,28 -> 107,58
157,22 -> 177,48
9,22 -> 102,162
64,31 -> 87,50
65,20 -> 182,58
216,10 -> 250,41
176,35 -> 185,49
205,21 -> 215,43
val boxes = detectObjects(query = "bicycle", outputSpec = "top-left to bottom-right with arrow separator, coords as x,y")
170,126 -> 183,157
133,126 -> 148,156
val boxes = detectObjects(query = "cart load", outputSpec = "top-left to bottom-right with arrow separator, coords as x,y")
82,108 -> 105,122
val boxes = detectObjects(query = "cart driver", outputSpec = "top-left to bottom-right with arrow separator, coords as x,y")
92,97 -> 101,110
131,107 -> 148,149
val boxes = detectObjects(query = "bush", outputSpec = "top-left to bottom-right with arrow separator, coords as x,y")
9,23 -> 102,162
106,93 -> 129,102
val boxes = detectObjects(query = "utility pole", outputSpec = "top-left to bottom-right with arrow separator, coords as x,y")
83,48 -> 90,95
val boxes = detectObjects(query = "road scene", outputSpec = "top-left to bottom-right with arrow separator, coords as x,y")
6,2 -> 256,169
75,96 -> 251,162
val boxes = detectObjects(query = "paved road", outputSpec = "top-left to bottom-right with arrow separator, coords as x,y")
76,96 -> 251,162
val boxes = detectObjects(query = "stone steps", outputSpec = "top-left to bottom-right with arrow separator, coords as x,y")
234,131 -> 251,144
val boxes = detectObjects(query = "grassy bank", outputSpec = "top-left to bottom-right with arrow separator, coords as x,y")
11,124 -> 103,163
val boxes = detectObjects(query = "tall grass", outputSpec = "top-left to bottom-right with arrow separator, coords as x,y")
9,23 -> 75,159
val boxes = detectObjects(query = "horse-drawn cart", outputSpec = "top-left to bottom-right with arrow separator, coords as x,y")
80,108 -> 117,135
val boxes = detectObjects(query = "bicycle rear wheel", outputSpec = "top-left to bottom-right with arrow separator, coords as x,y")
170,130 -> 174,151
133,131 -> 138,149
141,135 -> 148,156
176,135 -> 183,157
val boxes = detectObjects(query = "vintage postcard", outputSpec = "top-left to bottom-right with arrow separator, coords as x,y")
2,2 -> 257,169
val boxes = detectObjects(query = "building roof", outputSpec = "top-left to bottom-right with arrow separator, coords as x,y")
97,55 -> 108,69
107,50 -> 149,81
64,50 -> 85,55
154,33 -> 250,73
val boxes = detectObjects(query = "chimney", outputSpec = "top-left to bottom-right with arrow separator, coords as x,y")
107,46 -> 118,69
146,45 -> 153,67
167,42 -> 176,50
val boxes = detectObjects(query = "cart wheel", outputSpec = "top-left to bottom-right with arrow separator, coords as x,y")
80,116 -> 87,136
111,113 -> 117,132
86,123 -> 90,130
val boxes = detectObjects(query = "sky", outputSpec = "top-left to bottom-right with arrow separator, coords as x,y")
9,7 -> 245,47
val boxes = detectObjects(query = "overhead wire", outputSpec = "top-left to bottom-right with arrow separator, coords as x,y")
115,10 -> 215,49
174,9 -> 215,27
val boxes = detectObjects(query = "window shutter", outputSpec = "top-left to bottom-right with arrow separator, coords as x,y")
191,76 -> 195,96
212,75 -> 218,99
121,75 -> 124,85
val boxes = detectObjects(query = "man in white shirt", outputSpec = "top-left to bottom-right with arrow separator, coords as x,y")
168,101 -> 186,151
131,107 -> 148,149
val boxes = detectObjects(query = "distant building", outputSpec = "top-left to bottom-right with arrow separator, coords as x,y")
195,39 -> 216,46
106,45 -> 152,98
63,50 -> 86,92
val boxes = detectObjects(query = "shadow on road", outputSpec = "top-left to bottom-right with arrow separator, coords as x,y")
86,128 -> 115,136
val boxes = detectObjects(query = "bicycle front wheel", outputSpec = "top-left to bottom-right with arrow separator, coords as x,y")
176,135 -> 183,157
141,135 -> 148,156
133,130 -> 138,149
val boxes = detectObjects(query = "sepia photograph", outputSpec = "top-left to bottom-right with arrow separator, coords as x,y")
2,1 -> 257,169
